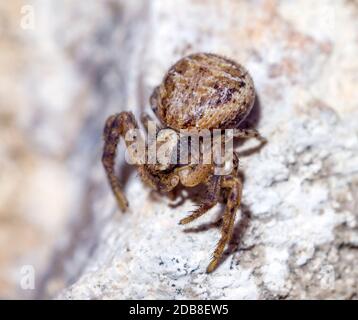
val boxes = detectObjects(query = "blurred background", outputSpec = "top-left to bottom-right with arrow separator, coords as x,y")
0,0 -> 125,298
0,0 -> 357,299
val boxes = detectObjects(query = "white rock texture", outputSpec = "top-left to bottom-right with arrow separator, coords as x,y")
54,0 -> 358,299
1,0 -> 357,299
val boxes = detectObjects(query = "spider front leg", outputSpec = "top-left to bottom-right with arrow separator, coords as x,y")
140,112 -> 163,134
179,175 -> 220,225
207,175 -> 243,273
102,112 -> 144,211
179,151 -> 240,225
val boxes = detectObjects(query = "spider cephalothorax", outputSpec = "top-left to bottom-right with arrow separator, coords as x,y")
102,53 -> 265,273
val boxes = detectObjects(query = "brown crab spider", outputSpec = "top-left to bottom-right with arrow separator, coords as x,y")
102,53 -> 266,272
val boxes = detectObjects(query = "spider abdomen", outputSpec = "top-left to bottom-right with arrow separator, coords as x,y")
152,53 -> 255,130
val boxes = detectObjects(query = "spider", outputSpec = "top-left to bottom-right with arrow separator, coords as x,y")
102,53 -> 266,273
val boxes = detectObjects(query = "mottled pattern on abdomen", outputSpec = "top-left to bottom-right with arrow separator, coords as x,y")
155,53 -> 255,130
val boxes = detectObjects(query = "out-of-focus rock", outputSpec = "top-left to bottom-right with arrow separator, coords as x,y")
0,0 -> 82,298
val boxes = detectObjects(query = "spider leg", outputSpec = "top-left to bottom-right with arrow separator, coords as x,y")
102,112 -> 143,211
102,111 -> 181,211
140,112 -> 163,134
178,152 -> 239,225
179,175 -> 220,225
149,86 -> 161,119
206,175 -> 243,273
232,151 -> 240,176
234,128 -> 267,144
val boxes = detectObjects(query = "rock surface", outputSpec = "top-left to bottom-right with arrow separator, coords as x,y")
1,0 -> 357,299
55,0 -> 358,299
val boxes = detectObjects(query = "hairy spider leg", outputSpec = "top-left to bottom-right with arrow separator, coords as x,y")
103,112 -> 182,211
234,128 -> 267,144
102,112 -> 139,211
207,175 -> 243,273
179,175 -> 220,225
